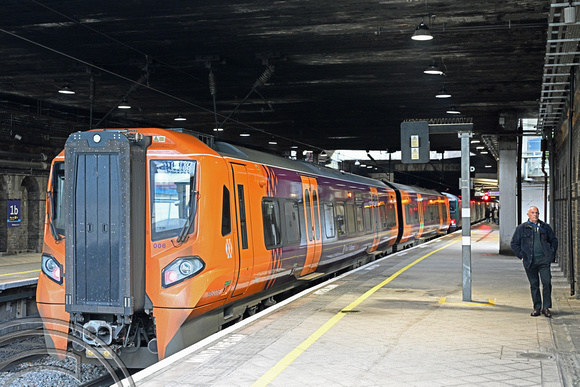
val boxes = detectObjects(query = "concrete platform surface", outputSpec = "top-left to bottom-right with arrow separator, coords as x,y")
126,223 -> 578,386
0,252 -> 40,286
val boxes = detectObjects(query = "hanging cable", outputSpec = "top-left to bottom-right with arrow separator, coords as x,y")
218,65 -> 275,128
209,70 -> 219,130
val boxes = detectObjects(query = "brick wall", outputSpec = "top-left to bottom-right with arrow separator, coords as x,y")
553,75 -> 580,297
0,174 -> 47,254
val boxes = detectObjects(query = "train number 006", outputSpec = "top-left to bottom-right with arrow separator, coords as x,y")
153,243 -> 167,249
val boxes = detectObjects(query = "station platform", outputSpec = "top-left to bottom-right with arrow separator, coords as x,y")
129,223 -> 580,386
0,252 -> 40,288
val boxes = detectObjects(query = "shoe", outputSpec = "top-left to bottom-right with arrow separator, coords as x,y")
531,309 -> 541,316
542,308 -> 552,318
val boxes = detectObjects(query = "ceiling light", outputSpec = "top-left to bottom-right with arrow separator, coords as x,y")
320,150 -> 328,157
240,132 -> 250,137
118,98 -> 131,109
291,145 -> 298,149
470,140 -> 481,144
174,113 -> 186,121
213,128 -> 224,132
485,165 -> 492,168
424,61 -> 444,75
411,21 -> 433,41
476,146 -> 485,150
436,86 -> 451,98
446,106 -> 460,114
58,84 -> 75,95
480,151 -> 489,154
354,160 -> 361,166
269,138 -> 277,145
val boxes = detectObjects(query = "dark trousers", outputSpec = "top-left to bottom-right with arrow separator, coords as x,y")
525,262 -> 552,310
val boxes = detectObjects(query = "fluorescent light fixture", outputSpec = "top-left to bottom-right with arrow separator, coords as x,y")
118,98 -> 131,109
446,106 -> 460,114
412,21 -> 433,41
424,61 -> 444,75
436,86 -> 451,98
58,84 -> 75,95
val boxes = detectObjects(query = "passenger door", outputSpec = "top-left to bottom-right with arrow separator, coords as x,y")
231,164 -> 254,297
300,176 -> 322,276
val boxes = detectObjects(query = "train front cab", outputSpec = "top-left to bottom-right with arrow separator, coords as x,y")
37,129 -> 255,366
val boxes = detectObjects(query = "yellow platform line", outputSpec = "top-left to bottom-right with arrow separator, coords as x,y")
0,269 -> 39,277
252,239 -> 460,387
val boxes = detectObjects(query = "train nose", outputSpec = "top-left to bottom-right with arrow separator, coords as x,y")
82,320 -> 113,345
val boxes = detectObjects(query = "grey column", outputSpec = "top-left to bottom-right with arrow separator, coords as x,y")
499,139 -> 518,255
459,131 -> 472,302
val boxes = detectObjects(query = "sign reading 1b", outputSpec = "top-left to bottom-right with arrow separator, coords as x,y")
401,121 -> 430,163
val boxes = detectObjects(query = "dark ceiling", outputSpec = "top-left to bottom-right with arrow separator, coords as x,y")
0,0 -> 549,162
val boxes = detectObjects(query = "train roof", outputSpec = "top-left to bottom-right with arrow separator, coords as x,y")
213,141 -> 389,189
384,181 -> 446,197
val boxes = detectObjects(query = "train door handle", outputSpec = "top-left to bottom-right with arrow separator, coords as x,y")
102,224 -> 108,233
87,223 -> 93,233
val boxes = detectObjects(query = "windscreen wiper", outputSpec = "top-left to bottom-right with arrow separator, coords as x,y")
176,190 -> 199,243
176,173 -> 199,244
47,191 -> 62,241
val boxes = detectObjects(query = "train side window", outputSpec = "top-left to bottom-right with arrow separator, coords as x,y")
335,202 -> 346,236
262,198 -> 282,249
323,202 -> 336,238
363,204 -> 372,231
386,200 -> 397,228
449,200 -> 456,212
405,201 -> 418,224
284,200 -> 301,244
221,186 -> 231,236
378,204 -> 387,230
312,190 -> 321,240
237,185 -> 248,249
50,161 -> 66,236
304,189 -> 313,241
430,203 -> 436,221
356,205 -> 364,232
346,203 -> 356,234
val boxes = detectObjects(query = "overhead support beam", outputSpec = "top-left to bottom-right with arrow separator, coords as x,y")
547,39 -> 580,43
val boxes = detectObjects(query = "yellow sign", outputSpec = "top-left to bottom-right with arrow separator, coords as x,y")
411,148 -> 419,160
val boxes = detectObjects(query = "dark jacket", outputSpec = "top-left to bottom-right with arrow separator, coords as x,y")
510,220 -> 558,269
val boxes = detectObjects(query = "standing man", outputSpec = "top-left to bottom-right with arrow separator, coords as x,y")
510,206 -> 558,317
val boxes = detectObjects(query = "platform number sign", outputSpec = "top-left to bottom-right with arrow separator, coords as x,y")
7,200 -> 21,228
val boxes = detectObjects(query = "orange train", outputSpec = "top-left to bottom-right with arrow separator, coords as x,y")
37,128 -> 450,367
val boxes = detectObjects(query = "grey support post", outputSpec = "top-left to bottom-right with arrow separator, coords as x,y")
459,131 -> 472,302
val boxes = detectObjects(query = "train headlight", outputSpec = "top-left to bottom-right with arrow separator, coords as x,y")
41,253 -> 63,285
162,256 -> 204,288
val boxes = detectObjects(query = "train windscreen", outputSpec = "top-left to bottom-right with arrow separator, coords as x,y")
150,160 -> 198,241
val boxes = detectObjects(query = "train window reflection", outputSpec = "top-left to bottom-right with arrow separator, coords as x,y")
346,203 -> 356,234
335,203 -> 346,236
262,199 -> 282,248
50,161 -> 66,237
284,200 -> 301,244
150,160 -> 197,241
323,202 -> 336,238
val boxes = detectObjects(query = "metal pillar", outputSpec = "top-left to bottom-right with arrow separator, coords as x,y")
459,131 -> 472,301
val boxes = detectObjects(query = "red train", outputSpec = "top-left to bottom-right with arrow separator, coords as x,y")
37,128 -> 450,367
